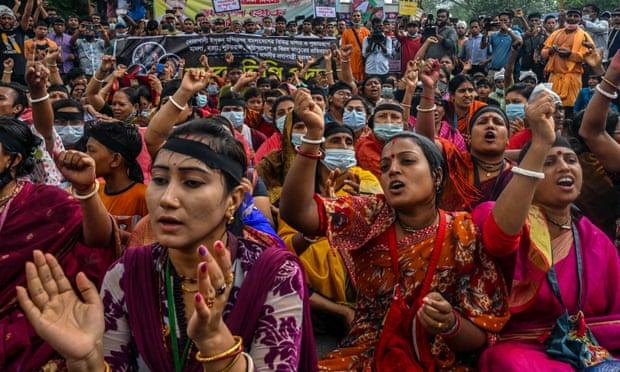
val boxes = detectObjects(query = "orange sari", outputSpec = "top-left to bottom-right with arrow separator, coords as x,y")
314,194 -> 510,371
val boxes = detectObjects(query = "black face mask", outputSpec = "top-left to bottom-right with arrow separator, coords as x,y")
0,156 -> 15,189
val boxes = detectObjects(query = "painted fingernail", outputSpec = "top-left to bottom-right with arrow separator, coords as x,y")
195,293 -> 202,302
198,246 -> 208,257
215,241 -> 223,253
200,262 -> 207,273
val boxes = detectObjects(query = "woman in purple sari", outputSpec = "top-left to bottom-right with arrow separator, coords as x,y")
0,118 -> 119,370
473,92 -> 620,371
17,114 -> 316,371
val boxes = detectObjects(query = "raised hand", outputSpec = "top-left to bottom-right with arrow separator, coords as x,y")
425,36 -> 439,45
418,59 -> 440,89
417,292 -> 456,336
199,54 -> 210,69
403,60 -> 419,90
323,48 -> 332,60
188,242 -> 235,351
605,50 -> 620,87
148,74 -> 163,94
294,89 -> 324,137
16,250 -> 105,364
44,47 -> 61,66
180,68 -> 210,95
525,91 -> 557,146
3,57 -> 14,72
25,62 -> 50,94
99,55 -> 116,73
112,64 -> 128,79
340,44 -> 353,60
55,151 -> 96,193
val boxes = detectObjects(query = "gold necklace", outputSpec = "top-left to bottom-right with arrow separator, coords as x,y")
0,181 -> 22,208
546,215 -> 572,230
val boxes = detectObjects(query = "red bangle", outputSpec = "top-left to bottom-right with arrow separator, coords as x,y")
441,310 -> 461,339
421,95 -> 434,101
295,145 -> 323,160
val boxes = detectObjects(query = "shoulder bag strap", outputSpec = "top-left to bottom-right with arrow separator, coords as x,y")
546,222 -> 583,311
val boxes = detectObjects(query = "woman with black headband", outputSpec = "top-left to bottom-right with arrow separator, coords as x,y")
416,60 -> 513,211
476,92 -> 620,371
280,89 -> 509,370
17,119 -> 317,371
84,121 -> 148,236
0,118 -> 119,371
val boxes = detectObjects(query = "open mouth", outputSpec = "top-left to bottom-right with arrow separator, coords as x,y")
389,180 -> 405,191
484,131 -> 496,140
556,176 -> 575,188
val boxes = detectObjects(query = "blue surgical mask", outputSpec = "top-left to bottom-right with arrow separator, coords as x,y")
195,94 -> 208,108
373,123 -> 403,142
276,115 -> 286,133
382,87 -> 394,97
343,110 -> 366,131
321,148 -> 357,171
221,111 -> 245,129
55,125 -> 84,146
495,88 -> 504,96
207,84 -> 219,95
262,113 -> 273,124
505,103 -> 525,121
291,132 -> 303,147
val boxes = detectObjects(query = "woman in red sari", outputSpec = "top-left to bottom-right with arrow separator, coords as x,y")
280,89 -> 509,370
0,118 -> 119,371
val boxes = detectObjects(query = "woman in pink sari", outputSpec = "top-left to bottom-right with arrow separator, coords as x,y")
0,118 -> 119,370
473,92 -> 620,371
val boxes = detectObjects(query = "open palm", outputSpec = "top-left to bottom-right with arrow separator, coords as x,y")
16,251 -> 104,362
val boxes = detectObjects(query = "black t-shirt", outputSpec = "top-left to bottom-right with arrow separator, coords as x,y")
0,26 -> 27,83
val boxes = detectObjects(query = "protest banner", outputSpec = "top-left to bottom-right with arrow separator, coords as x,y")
398,0 -> 417,17
113,34 -> 336,79
154,0 -> 313,22
314,0 -> 336,18
213,0 -> 241,13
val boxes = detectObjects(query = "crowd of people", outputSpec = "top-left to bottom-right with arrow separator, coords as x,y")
0,0 -> 620,370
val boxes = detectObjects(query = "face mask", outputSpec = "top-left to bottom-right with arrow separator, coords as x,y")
582,15 -> 591,21
207,84 -> 219,95
195,94 -> 208,108
505,103 -> 525,121
116,32 -> 127,37
495,88 -> 504,95
291,132 -> 303,147
321,148 -> 357,171
276,115 -> 286,133
382,87 -> 394,97
408,31 -> 419,37
343,110 -> 366,131
55,125 -> 84,146
221,111 -> 244,129
373,123 -> 403,142
262,113 -> 273,123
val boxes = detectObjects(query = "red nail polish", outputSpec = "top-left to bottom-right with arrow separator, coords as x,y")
195,293 -> 202,302
200,262 -> 207,273
215,241 -> 223,252
198,246 -> 207,257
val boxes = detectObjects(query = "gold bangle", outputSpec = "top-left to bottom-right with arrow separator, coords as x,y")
336,69 -> 342,72
602,77 -> 619,91
3,70 -> 12,74
325,70 -> 333,73
220,352 -> 242,372
401,103 -> 411,108
195,336 -> 243,363
103,361 -> 111,372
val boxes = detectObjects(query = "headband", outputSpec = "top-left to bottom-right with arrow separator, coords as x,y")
374,102 -> 404,114
88,129 -> 144,183
162,137 -> 244,183
469,105 -> 510,131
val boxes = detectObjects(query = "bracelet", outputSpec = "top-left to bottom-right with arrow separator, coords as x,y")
325,70 -> 333,73
71,179 -> 100,200
243,352 -> 254,371
416,104 -> 437,112
103,361 -> 111,372
511,166 -> 545,179
221,352 -> 242,372
401,103 -> 411,108
335,68 -> 342,72
421,95 -> 434,101
93,75 -> 106,83
30,94 -> 50,104
3,70 -> 12,74
168,96 -> 188,111
595,84 -> 619,100
300,135 -> 325,145
302,234 -> 320,243
440,310 -> 461,339
341,59 -> 350,63
601,77 -> 619,91
295,145 -> 323,160
195,336 -> 243,363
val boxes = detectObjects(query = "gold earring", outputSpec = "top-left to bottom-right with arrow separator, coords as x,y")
228,214 -> 235,224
